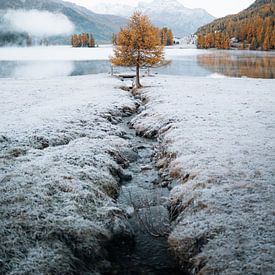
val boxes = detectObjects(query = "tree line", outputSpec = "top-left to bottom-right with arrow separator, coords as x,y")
196,2 -> 275,50
71,33 -> 96,47
112,27 -> 174,46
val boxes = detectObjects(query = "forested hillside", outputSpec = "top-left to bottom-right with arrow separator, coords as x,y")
196,0 -> 275,50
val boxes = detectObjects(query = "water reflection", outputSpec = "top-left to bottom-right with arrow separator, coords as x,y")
197,51 -> 275,79
14,61 -> 74,79
0,60 -> 111,79
0,50 -> 274,79
152,58 -> 210,77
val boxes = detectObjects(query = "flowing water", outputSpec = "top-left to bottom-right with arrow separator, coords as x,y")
105,95 -> 184,274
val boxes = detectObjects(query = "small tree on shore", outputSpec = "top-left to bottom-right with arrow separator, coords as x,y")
110,12 -> 164,88
159,27 -> 174,46
89,34 -> 95,47
71,33 -> 96,48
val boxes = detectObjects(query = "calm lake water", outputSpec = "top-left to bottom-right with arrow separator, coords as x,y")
0,47 -> 274,79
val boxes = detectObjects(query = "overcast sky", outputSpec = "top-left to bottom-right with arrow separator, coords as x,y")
66,0 -> 255,17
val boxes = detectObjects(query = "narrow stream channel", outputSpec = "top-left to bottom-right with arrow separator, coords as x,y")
105,87 -> 185,274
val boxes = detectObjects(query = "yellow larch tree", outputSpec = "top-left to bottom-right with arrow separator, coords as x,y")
110,12 -> 164,88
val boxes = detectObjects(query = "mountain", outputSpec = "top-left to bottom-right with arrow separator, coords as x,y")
92,3 -> 134,18
93,0 -> 215,37
249,0 -> 274,8
0,0 -> 127,44
138,0 -> 215,36
196,0 -> 275,50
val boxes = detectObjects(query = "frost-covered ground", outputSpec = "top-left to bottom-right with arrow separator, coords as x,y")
132,75 -> 275,274
0,74 -> 137,274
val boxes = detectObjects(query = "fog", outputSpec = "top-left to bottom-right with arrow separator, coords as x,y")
13,61 -> 75,79
2,9 -> 75,36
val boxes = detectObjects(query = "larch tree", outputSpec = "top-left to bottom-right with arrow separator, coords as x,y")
110,12 -> 164,88
89,34 -> 95,47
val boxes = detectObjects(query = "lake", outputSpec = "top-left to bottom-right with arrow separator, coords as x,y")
0,46 -> 274,79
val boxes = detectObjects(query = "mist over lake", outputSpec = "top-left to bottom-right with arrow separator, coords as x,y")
0,46 -> 274,79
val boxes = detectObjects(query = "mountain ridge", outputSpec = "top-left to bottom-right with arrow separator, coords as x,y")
0,0 -> 127,43
93,0 -> 215,36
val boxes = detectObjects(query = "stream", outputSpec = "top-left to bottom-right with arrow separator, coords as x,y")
105,87 -> 184,274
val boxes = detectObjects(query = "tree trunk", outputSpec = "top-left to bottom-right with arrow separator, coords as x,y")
136,52 -> 142,88
136,63 -> 141,88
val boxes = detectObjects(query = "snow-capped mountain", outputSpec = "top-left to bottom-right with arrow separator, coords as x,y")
138,0 -> 215,36
92,3 -> 135,18
93,0 -> 215,36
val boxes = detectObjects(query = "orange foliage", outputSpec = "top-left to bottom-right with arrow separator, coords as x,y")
159,27 -> 174,46
71,33 -> 96,48
198,53 -> 275,79
110,12 -> 164,88
196,2 -> 275,51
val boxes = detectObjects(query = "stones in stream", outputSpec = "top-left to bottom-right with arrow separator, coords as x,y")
105,97 -> 184,274
119,185 -> 169,209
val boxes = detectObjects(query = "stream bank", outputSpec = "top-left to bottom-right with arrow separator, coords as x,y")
104,85 -> 185,275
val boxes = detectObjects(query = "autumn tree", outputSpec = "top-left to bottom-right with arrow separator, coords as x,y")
112,33 -> 117,45
262,34 -> 270,51
197,34 -> 206,48
89,34 -> 95,47
71,34 -> 81,47
159,28 -> 167,45
110,12 -> 164,88
196,1 -> 275,51
159,27 -> 174,46
71,33 -> 96,48
81,33 -> 89,47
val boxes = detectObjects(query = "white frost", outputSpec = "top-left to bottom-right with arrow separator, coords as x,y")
132,75 -> 275,274
0,74 -> 135,274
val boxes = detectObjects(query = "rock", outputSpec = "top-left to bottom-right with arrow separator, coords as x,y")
117,169 -> 133,182
152,178 -> 159,185
156,158 -> 168,169
125,206 -> 135,217
160,181 -> 169,188
111,217 -> 134,240
120,148 -> 139,163
109,166 -> 132,182
141,165 -> 152,171
108,150 -> 129,168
